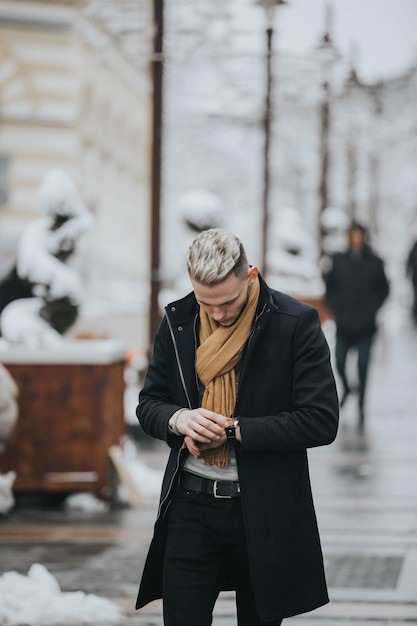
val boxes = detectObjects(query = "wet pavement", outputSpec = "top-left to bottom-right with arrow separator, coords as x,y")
1,303 -> 417,625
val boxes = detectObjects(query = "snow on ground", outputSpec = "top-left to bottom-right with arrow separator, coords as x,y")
0,439 -> 163,625
117,436 -> 164,501
63,491 -> 109,512
61,438 -> 164,510
0,564 -> 123,626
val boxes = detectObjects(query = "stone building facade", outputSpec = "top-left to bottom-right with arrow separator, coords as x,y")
0,0 -> 152,349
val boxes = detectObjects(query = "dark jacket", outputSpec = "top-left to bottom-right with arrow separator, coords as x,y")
136,275 -> 339,621
324,247 -> 389,335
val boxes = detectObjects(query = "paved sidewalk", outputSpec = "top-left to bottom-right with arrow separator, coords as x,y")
1,304 -> 416,625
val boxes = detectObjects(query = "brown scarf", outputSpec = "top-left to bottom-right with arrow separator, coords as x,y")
196,277 -> 260,468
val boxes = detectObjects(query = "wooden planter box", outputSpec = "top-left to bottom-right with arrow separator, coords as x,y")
0,340 -> 126,498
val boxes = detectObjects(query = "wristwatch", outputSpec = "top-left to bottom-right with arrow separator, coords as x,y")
225,419 -> 239,441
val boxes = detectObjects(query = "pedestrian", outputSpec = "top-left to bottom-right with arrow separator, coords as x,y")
324,221 -> 389,429
135,228 -> 339,625
405,235 -> 417,324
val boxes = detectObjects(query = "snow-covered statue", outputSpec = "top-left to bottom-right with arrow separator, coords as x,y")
160,189 -> 224,308
320,206 -> 350,255
0,170 -> 94,347
180,189 -> 224,234
267,206 -> 323,297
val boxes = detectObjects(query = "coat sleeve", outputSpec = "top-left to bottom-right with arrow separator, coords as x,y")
238,307 -> 339,452
136,317 -> 185,449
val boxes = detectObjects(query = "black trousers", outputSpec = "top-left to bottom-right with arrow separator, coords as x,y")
162,488 -> 282,626
335,329 -> 373,411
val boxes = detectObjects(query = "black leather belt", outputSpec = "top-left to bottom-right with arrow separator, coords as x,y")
180,471 -> 240,498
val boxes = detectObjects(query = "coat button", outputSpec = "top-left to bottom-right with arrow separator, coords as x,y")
171,306 -> 176,312
178,326 -> 183,331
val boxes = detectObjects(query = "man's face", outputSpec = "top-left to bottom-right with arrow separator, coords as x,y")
191,267 -> 258,327
349,227 -> 365,251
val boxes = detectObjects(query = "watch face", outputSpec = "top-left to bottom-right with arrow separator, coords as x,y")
226,426 -> 236,440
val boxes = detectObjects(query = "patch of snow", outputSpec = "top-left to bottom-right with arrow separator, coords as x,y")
63,492 -> 109,513
0,298 -> 65,348
0,564 -> 123,625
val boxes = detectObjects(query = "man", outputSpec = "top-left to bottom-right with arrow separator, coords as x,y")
324,222 -> 389,428
136,229 -> 339,625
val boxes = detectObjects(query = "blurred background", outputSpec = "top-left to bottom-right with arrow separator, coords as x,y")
1,0 -> 416,356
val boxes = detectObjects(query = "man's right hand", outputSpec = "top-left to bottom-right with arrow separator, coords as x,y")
176,408 -> 228,445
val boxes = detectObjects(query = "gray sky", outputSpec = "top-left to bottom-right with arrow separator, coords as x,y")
274,0 -> 417,82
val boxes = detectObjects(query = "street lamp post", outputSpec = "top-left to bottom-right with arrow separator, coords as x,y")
149,0 -> 164,352
257,0 -> 286,277
316,4 -> 339,256
368,91 -> 383,237
318,52 -> 331,254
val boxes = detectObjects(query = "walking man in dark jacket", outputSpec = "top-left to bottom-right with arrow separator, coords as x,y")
324,222 -> 389,428
136,229 -> 339,625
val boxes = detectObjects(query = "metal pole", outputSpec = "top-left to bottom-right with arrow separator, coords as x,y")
261,25 -> 273,276
318,79 -> 330,256
368,152 -> 379,236
149,0 -> 164,351
317,6 -> 337,256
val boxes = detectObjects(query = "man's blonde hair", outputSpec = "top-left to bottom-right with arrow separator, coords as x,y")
187,229 -> 248,286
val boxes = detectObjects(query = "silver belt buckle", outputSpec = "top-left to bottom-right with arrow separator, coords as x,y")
213,480 -> 232,498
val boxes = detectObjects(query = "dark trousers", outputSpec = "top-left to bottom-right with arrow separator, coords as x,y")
162,488 -> 282,626
335,330 -> 373,413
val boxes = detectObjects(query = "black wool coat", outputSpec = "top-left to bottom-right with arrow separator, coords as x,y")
136,276 -> 339,622
324,248 -> 389,335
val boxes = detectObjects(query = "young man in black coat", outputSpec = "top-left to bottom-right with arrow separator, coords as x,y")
136,229 -> 339,625
324,222 -> 389,428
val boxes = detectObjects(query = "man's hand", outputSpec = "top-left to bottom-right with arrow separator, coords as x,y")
175,408 -> 228,458
184,432 -> 228,458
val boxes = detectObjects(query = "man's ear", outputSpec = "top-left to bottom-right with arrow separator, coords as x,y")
248,266 -> 259,285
